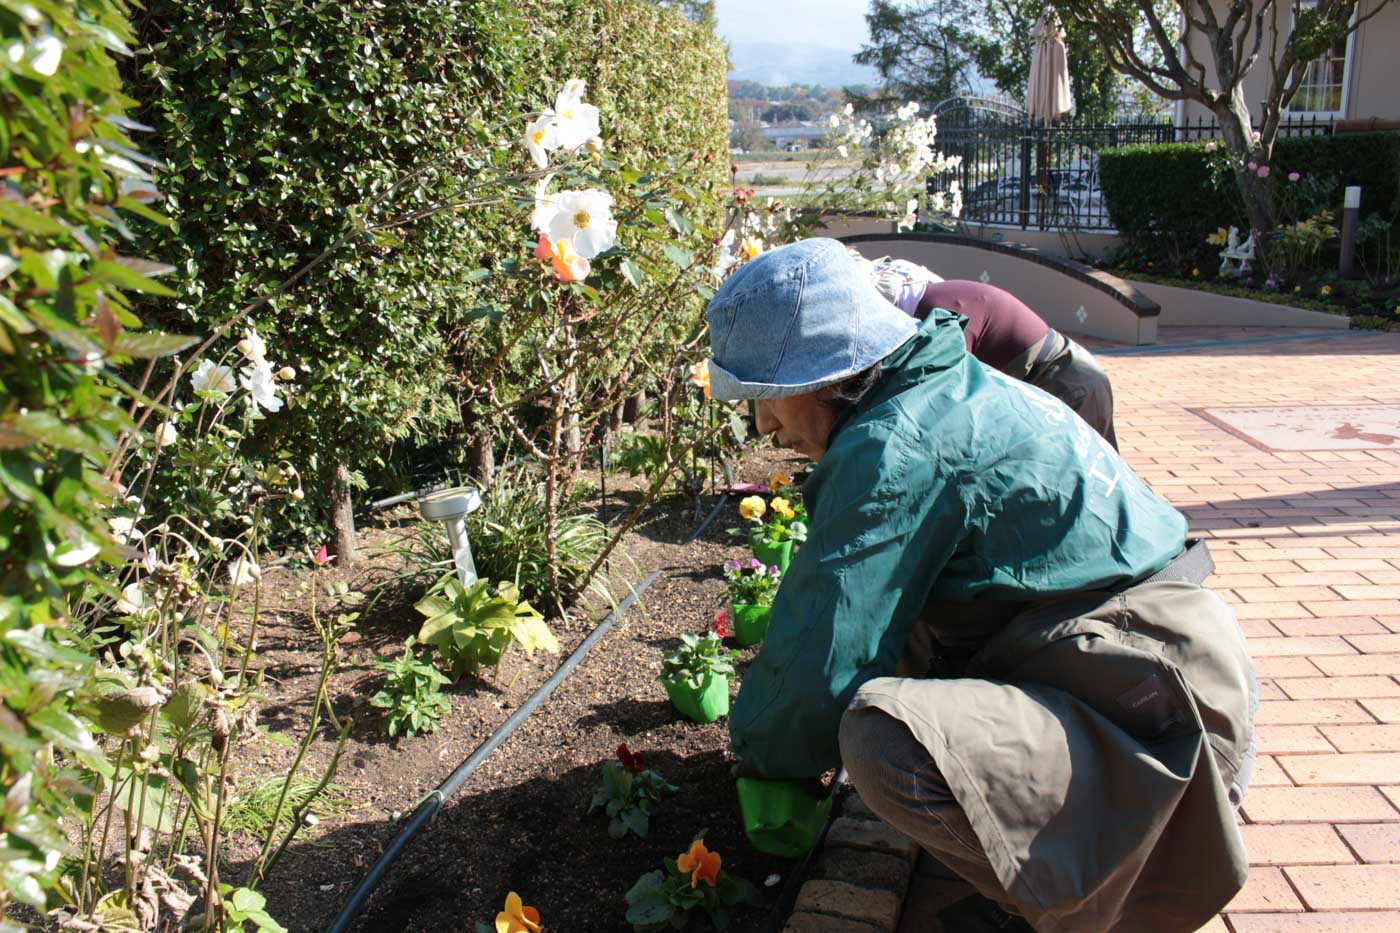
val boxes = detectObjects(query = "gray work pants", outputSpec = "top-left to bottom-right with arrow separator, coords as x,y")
1009,331 -> 1118,449
839,706 -> 1258,919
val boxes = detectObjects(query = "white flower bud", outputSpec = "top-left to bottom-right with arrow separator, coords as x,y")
585,135 -> 603,153
292,488 -> 305,500
279,366 -> 296,380
156,422 -> 178,447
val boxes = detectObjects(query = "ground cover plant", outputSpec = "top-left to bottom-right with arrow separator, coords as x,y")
369,637 -> 453,739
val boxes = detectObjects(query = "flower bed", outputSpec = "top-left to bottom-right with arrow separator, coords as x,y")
219,447 -> 813,932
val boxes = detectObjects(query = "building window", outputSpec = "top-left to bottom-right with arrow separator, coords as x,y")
1287,4 -> 1354,114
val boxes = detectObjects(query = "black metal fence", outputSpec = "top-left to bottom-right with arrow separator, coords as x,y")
934,115 -> 1336,233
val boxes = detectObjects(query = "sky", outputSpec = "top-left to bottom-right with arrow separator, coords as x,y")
713,0 -> 872,53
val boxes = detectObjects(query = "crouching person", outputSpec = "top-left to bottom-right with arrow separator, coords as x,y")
709,239 -> 1256,932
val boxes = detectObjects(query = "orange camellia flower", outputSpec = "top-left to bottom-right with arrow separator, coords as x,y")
534,233 -> 554,262
689,359 -> 710,398
495,892 -> 542,933
676,839 -> 721,888
535,233 -> 590,283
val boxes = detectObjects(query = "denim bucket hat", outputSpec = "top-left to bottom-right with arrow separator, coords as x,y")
707,238 -> 917,401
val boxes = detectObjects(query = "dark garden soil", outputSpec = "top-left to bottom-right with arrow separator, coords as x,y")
220,444 -> 813,933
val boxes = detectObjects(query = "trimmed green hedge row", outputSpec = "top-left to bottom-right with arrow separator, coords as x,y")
126,0 -> 729,538
1099,130 -> 1400,266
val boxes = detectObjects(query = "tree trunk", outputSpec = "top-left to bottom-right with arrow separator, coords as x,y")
1214,92 -> 1276,235
623,391 -> 647,430
467,431 -> 494,485
329,463 -> 358,565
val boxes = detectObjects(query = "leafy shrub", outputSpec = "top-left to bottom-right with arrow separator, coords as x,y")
468,467 -> 612,614
660,632 -> 739,690
370,637 -> 452,738
1098,142 -> 1235,267
1100,131 -> 1400,269
414,577 -> 558,680
126,0 -> 731,550
0,0 -> 199,919
1273,131 -> 1400,217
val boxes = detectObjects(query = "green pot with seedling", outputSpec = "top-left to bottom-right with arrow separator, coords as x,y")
735,777 -> 833,858
660,631 -> 738,723
730,492 -> 806,574
721,557 -> 781,646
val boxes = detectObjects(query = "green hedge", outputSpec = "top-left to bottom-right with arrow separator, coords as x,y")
1099,130 -> 1400,266
126,0 -> 729,539
1273,131 -> 1400,217
1098,142 -> 1236,265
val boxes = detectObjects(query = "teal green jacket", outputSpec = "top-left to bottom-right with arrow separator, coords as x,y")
729,315 -> 1187,778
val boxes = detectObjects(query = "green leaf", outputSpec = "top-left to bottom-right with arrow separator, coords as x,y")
620,259 -> 645,288
662,245 -> 694,270
0,296 -> 35,335
110,331 -> 199,359
89,260 -> 177,297
663,208 -> 694,235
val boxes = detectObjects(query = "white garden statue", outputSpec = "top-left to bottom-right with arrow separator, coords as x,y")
1217,226 -> 1256,278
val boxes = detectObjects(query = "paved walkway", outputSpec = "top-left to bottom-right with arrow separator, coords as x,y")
1108,326 -> 1400,932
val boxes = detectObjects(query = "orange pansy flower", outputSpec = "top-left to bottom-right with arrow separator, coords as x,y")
676,839 -> 721,888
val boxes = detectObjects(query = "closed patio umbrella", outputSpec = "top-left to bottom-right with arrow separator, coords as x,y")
1026,10 -> 1073,124
1025,9 -> 1073,224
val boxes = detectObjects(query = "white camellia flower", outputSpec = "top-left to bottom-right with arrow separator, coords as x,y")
237,327 -> 268,365
191,359 -> 236,396
524,114 -> 558,169
109,516 -> 141,543
240,362 -> 283,413
228,557 -> 261,586
27,35 -> 61,75
530,172 -> 559,233
116,583 -> 153,615
550,80 -> 600,151
543,188 -> 617,259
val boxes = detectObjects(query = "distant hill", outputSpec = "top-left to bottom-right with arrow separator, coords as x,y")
726,39 -> 879,89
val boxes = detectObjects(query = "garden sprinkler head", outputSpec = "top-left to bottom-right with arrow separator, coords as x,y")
418,486 -> 482,589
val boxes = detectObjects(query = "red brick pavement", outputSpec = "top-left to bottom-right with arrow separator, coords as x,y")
1102,326 -> 1400,930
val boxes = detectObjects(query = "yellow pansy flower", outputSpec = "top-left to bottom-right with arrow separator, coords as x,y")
495,892 -> 542,933
739,496 -> 766,521
768,471 -> 792,491
770,497 -> 795,520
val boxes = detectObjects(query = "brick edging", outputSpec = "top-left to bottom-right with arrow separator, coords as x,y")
781,792 -> 920,932
838,231 -> 1161,320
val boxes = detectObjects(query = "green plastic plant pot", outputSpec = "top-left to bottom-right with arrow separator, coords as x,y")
729,602 -> 770,646
735,777 -> 833,858
752,538 -> 793,574
661,672 -> 730,723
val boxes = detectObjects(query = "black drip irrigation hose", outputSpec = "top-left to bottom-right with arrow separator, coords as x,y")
327,462 -> 736,932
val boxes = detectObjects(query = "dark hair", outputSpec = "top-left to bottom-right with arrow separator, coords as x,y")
822,363 -> 883,414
